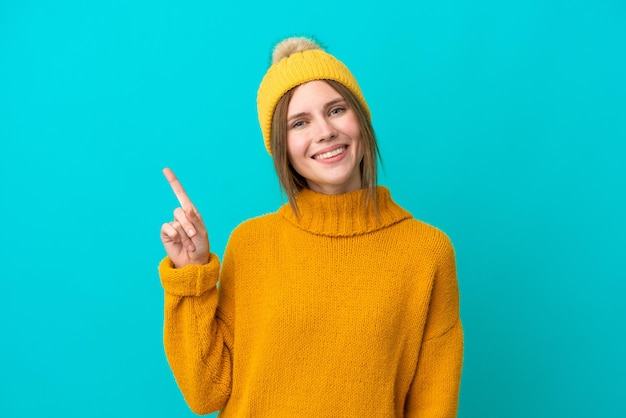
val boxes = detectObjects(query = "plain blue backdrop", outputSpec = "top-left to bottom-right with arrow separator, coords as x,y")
1,0 -> 624,416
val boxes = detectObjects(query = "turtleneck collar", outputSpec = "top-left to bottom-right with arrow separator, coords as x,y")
278,186 -> 412,237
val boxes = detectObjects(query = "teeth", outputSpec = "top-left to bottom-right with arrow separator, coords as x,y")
314,146 -> 346,160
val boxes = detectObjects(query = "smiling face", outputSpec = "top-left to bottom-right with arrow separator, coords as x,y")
286,80 -> 364,195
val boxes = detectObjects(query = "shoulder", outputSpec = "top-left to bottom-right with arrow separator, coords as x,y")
393,215 -> 455,262
382,187 -> 453,252
227,211 -> 283,245
407,217 -> 453,247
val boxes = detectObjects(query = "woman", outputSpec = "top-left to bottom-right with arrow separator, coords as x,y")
159,36 -> 463,417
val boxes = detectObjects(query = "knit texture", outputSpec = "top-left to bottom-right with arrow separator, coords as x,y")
257,48 -> 370,155
160,187 -> 463,417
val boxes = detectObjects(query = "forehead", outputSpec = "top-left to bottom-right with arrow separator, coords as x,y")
288,80 -> 344,113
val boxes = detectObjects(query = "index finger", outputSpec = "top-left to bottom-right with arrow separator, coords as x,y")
163,167 -> 195,210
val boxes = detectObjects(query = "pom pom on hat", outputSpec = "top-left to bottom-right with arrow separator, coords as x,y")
271,37 -> 322,64
257,36 -> 370,155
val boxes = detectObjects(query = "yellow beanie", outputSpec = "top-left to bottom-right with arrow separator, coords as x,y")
257,37 -> 370,155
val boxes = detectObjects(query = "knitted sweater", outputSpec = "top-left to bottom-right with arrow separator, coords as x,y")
159,186 -> 463,417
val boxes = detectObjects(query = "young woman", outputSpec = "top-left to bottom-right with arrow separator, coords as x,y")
159,37 -> 463,417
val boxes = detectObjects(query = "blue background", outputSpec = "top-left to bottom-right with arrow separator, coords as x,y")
1,0 -> 624,416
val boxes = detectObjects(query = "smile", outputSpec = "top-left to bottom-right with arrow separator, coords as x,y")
313,146 -> 347,160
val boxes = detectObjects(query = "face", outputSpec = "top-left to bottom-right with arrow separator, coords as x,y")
286,80 -> 363,195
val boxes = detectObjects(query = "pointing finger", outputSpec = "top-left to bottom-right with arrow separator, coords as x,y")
163,167 -> 195,210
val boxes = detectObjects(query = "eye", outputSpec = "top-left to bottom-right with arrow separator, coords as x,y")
290,120 -> 306,129
329,107 -> 345,116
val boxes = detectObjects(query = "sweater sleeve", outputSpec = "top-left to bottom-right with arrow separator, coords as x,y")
404,234 -> 464,417
159,252 -> 235,415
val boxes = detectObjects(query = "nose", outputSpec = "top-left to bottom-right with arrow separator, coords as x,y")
313,116 -> 337,142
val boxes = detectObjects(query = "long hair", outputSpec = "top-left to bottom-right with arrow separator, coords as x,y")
270,79 -> 381,218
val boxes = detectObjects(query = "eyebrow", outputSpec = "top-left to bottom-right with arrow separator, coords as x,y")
287,98 -> 347,122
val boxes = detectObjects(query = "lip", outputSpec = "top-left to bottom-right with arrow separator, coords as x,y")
311,144 -> 349,162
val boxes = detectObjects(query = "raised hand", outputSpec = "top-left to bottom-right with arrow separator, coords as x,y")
160,168 -> 210,268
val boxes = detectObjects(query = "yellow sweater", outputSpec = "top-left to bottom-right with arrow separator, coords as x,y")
159,187 -> 463,417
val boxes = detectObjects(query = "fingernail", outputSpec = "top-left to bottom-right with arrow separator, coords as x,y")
188,228 -> 195,236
